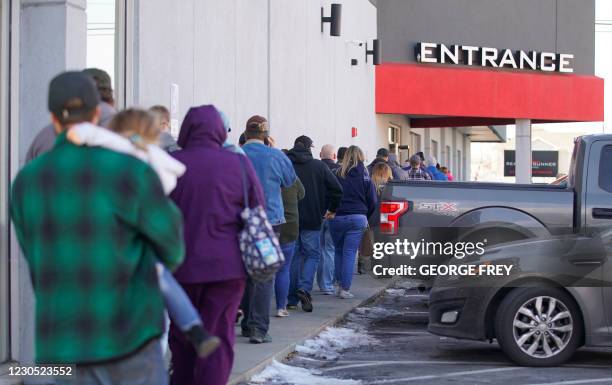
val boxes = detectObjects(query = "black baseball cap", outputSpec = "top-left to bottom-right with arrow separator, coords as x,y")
82,68 -> 112,92
295,135 -> 314,148
48,71 -> 100,121
377,148 -> 390,158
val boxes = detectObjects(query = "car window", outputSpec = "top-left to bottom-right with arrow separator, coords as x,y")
599,145 -> 612,193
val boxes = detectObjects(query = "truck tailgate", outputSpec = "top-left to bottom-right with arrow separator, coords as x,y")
382,181 -> 574,231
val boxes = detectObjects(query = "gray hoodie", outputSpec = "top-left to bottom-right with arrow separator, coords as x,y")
25,102 -> 117,163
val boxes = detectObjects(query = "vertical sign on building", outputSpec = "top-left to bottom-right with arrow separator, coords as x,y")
170,83 -> 180,139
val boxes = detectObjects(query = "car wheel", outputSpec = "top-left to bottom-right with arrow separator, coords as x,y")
495,287 -> 583,366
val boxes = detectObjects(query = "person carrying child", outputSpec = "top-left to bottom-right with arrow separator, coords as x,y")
67,108 -> 221,359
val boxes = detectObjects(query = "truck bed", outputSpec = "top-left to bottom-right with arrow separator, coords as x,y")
382,180 -> 575,231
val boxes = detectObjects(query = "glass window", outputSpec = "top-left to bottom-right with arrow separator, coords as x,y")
86,0 -> 117,86
599,145 -> 612,193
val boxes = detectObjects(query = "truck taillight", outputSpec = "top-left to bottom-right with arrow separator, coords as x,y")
380,201 -> 411,235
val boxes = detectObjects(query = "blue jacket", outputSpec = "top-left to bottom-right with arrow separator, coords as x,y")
243,141 -> 297,225
334,162 -> 377,218
426,165 -> 448,181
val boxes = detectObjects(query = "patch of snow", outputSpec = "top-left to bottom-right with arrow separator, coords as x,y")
294,327 -> 378,360
396,280 -> 416,290
385,288 -> 406,296
351,306 -> 401,318
250,360 -> 361,385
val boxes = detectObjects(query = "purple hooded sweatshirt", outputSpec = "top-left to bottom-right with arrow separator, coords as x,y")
170,105 -> 264,283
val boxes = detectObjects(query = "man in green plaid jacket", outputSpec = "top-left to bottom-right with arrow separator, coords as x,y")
10,72 -> 184,383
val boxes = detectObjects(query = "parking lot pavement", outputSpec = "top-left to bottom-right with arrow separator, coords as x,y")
246,281 -> 612,385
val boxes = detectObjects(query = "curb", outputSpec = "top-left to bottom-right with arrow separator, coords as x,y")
227,277 -> 400,385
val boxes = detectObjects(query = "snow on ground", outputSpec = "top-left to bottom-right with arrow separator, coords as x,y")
384,288 -> 406,296
350,306 -> 402,319
250,360 -> 362,385
294,327 -> 378,360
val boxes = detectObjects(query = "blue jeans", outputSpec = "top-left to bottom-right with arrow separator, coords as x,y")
317,220 -> 335,292
157,263 -> 201,331
275,242 -> 296,310
288,230 -> 321,304
329,215 -> 368,291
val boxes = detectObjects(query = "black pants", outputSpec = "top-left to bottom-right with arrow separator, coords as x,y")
240,277 -> 274,337
240,225 -> 281,337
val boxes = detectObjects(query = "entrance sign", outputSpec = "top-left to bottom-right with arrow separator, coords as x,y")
416,42 -> 574,73
504,150 -> 559,177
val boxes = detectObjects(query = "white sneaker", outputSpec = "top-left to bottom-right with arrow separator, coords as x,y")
339,290 -> 354,299
276,309 -> 290,317
336,286 -> 342,297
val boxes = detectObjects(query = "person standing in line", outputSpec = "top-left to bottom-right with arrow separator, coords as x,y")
358,163 -> 393,272
425,155 -> 448,181
337,146 -> 348,165
169,106 -> 265,385
317,144 -> 340,295
276,164 -> 305,317
440,166 -> 454,181
26,68 -> 117,162
286,136 -> 343,312
367,148 -> 406,180
405,154 -> 433,180
241,116 -> 297,342
329,145 -> 377,299
218,109 -> 246,154
11,72 -> 184,385
150,105 -> 180,152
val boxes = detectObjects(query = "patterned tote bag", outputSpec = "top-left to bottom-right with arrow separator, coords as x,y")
237,155 -> 285,282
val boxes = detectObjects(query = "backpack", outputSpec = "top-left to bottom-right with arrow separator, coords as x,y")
237,155 -> 285,282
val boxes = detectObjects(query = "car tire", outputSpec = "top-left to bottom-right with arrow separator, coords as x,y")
495,287 -> 583,367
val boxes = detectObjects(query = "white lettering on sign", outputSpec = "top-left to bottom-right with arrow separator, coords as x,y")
540,52 -> 556,72
440,44 -> 459,65
519,51 -> 538,71
498,49 -> 518,69
462,46 -> 479,66
415,42 -> 574,73
419,42 -> 438,63
559,54 -> 575,73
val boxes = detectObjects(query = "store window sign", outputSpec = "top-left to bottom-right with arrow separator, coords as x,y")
504,150 -> 559,177
416,42 -> 574,73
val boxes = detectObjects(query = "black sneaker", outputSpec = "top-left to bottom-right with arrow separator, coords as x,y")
241,328 -> 251,338
249,334 -> 272,344
185,325 -> 221,358
297,289 -> 313,312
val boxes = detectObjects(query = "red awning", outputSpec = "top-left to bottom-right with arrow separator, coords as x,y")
376,63 -> 604,128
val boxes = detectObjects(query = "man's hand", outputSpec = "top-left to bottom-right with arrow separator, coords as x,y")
267,136 -> 276,148
324,210 -> 336,220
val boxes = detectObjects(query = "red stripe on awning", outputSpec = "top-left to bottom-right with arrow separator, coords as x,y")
376,63 -> 604,127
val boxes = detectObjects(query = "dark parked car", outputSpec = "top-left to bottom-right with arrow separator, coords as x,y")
380,134 -> 612,366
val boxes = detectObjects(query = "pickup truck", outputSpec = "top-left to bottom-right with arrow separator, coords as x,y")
377,134 -> 612,366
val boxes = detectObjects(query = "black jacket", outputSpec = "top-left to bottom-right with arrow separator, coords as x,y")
322,158 -> 341,173
367,157 -> 407,180
286,147 -> 343,230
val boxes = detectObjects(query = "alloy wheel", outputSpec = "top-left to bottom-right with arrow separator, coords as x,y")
512,296 -> 573,359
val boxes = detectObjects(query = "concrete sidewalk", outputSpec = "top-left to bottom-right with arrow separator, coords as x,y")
228,274 -> 395,385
